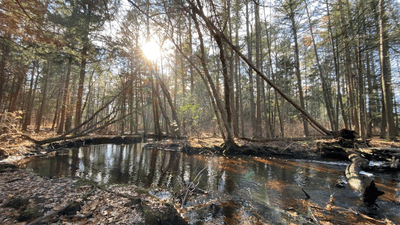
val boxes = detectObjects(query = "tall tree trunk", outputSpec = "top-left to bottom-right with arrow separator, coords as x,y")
227,1 -> 237,138
22,60 -> 39,131
305,0 -> 335,131
342,0 -> 360,132
289,2 -> 309,136
246,1 -> 256,138
356,37 -> 366,139
51,90 -> 62,130
234,14 -> 240,137
191,12 -> 227,139
58,55 -> 72,134
120,79 -> 126,135
255,0 -> 262,138
366,50 -> 374,137
8,67 -> 26,112
151,72 -> 162,139
35,62 -> 50,132
74,46 -> 88,133
215,33 -> 235,146
189,1 -> 331,135
0,34 -> 11,111
325,0 -> 342,131
379,0 -> 396,139
153,71 -> 181,137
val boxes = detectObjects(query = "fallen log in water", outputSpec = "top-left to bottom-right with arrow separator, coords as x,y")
345,151 -> 372,193
238,136 -> 334,142
344,150 -> 385,206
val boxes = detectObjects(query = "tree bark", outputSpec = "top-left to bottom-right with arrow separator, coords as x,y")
22,60 -> 39,131
35,62 -> 50,132
74,46 -> 88,133
246,1 -> 256,138
0,34 -> 11,111
58,55 -> 72,134
379,0 -> 396,139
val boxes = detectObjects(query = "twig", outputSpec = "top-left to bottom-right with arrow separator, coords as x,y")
182,166 -> 207,206
6,178 -> 23,183
301,188 -> 311,199
28,202 -> 72,225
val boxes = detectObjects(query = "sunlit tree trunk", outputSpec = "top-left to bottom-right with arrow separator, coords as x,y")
154,71 -> 181,137
151,71 -> 162,139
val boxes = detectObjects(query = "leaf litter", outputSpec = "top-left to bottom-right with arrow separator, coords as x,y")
0,168 -> 184,224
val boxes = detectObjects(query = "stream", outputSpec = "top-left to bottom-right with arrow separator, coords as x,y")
23,143 -> 400,224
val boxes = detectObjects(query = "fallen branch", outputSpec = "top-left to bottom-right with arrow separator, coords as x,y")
27,184 -> 97,225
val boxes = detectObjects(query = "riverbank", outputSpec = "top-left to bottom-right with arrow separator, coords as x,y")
1,132 -> 399,224
1,130 -> 399,162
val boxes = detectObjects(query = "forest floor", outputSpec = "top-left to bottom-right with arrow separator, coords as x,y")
0,130 -> 399,224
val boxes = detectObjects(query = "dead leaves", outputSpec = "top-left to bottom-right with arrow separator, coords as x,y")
0,170 -> 148,224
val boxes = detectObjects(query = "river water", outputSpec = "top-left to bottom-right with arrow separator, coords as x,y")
24,143 -> 400,224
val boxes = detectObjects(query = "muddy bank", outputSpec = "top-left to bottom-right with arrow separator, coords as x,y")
0,168 -> 187,225
45,135 -> 142,150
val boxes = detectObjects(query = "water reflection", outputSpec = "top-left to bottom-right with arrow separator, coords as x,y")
24,144 -> 400,224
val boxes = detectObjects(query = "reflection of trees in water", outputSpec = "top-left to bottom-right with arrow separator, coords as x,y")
157,151 -> 174,187
71,148 -> 79,177
145,149 -> 158,187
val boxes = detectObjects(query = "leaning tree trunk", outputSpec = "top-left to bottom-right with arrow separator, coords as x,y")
153,71 -> 181,138
189,1 -> 331,136
305,0 -> 335,131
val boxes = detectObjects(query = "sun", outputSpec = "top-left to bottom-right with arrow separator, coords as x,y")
141,40 -> 161,62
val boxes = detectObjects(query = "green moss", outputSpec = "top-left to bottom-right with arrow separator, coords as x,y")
4,197 -> 29,210
17,207 -> 43,222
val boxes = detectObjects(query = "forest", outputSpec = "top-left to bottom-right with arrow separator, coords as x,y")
0,0 -> 399,145
1,0 -> 400,224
